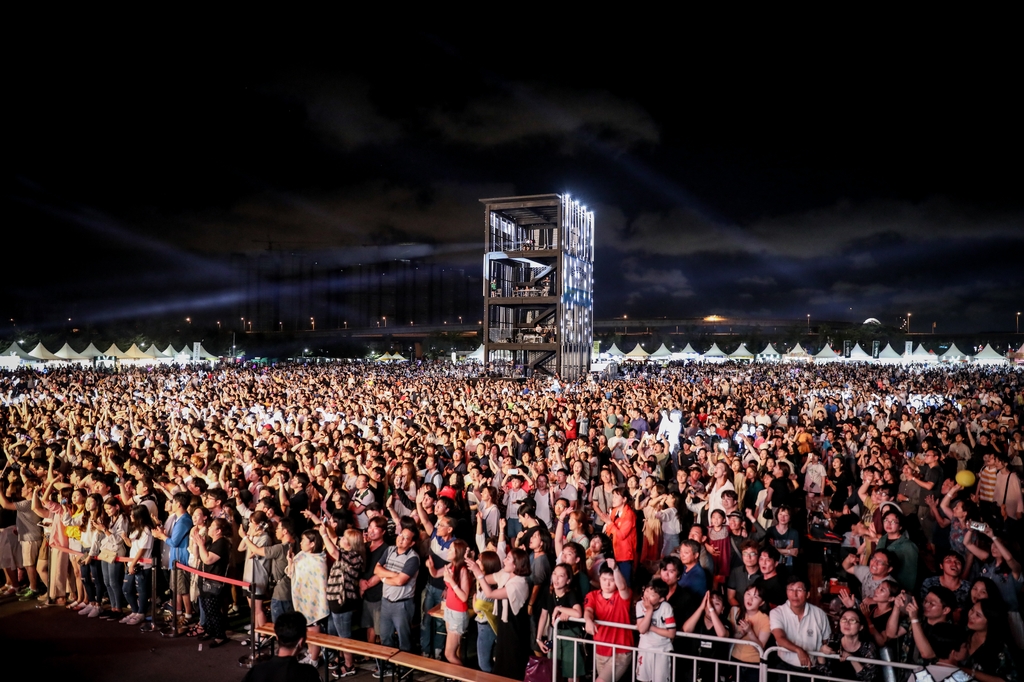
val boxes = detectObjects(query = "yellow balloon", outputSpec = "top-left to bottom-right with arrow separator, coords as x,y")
956,470 -> 976,488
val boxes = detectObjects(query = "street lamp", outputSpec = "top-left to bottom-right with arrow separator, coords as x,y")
216,321 -> 221,330
806,314 -> 810,331
907,313 -> 911,334
311,317 -> 315,331
186,317 -> 191,325
1018,312 -> 1021,334
458,316 -> 462,325
382,316 -> 387,328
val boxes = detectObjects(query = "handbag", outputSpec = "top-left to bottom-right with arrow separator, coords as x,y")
97,549 -> 118,563
200,576 -> 225,597
524,655 -> 553,682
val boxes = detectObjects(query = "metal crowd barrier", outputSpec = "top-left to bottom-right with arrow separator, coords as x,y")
552,617 -> 923,682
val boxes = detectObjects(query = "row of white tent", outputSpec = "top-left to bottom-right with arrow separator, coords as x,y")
2,341 -> 219,368
597,341 -> 1021,365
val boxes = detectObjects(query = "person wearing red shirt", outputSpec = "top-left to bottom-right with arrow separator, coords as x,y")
584,559 -> 634,682
596,487 -> 637,586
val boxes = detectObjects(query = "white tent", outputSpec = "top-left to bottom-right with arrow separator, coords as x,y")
54,343 -> 90,362
123,343 -> 152,360
758,343 -> 783,361
79,343 -> 105,359
102,344 -> 128,359
195,344 -> 218,361
3,342 -> 35,361
467,345 -> 485,361
813,345 -> 841,362
939,343 -> 971,362
876,343 -> 905,364
784,343 -> 811,362
146,345 -> 170,359
624,343 -> 650,360
973,344 -> 1009,366
650,343 -> 673,359
28,342 -> 61,361
909,344 -> 939,363
729,343 -> 755,360
847,344 -> 872,361
376,352 -> 395,362
670,343 -> 701,361
390,353 -> 408,362
605,344 -> 625,357
702,343 -> 728,359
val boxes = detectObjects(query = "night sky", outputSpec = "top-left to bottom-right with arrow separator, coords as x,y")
7,26 -> 1022,335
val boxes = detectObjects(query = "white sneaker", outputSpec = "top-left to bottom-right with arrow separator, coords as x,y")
119,613 -> 134,624
130,613 -> 146,625
79,604 -> 94,616
87,605 -> 101,618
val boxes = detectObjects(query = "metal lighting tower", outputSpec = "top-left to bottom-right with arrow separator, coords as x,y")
481,193 -> 594,380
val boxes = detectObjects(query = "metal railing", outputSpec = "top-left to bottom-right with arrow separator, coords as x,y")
550,617 -> 923,682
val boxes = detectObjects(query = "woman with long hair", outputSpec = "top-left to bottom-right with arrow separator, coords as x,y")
590,468 -> 616,531
290,528 -> 329,666
537,563 -> 586,682
555,507 -> 591,555
441,538 -> 472,667
819,607 -> 879,681
960,599 -> 1016,682
120,504 -> 156,625
238,510 -> 271,635
96,497 -> 129,620
63,488 -> 88,610
468,547 -> 532,680
472,551 -> 503,673
322,526 -> 365,677
77,493 -> 107,617
730,583 -> 771,682
192,517 -> 232,647
706,509 -> 732,588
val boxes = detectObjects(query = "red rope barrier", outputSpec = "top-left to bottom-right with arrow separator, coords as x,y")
174,561 -> 251,589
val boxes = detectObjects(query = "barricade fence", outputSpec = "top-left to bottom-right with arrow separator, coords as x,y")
49,541 -> 259,662
553,617 -> 923,682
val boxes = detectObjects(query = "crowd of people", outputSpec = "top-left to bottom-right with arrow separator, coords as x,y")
0,358 -> 1022,682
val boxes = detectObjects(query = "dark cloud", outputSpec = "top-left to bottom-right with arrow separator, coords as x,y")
178,181 -> 515,253
429,83 -> 659,152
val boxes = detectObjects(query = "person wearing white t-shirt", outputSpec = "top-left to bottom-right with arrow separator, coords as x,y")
553,469 -> 578,509
350,475 -> 374,529
635,578 -> 676,682
770,576 -> 831,670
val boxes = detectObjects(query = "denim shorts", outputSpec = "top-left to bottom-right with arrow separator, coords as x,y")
444,607 -> 468,635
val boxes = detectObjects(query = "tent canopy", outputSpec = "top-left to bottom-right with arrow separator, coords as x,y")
28,343 -> 60,361
103,344 -> 129,359
848,344 -> 871,359
54,343 -> 89,360
624,343 -> 650,358
759,343 -> 782,356
702,343 -> 727,358
729,343 -> 755,359
605,343 -> 625,357
813,345 -> 840,359
3,342 -> 35,360
650,343 -> 672,358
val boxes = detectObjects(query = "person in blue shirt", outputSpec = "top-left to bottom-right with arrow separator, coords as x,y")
677,539 -> 708,601
153,492 -> 193,626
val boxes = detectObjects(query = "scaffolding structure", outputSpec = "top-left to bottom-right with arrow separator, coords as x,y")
481,193 -> 594,380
